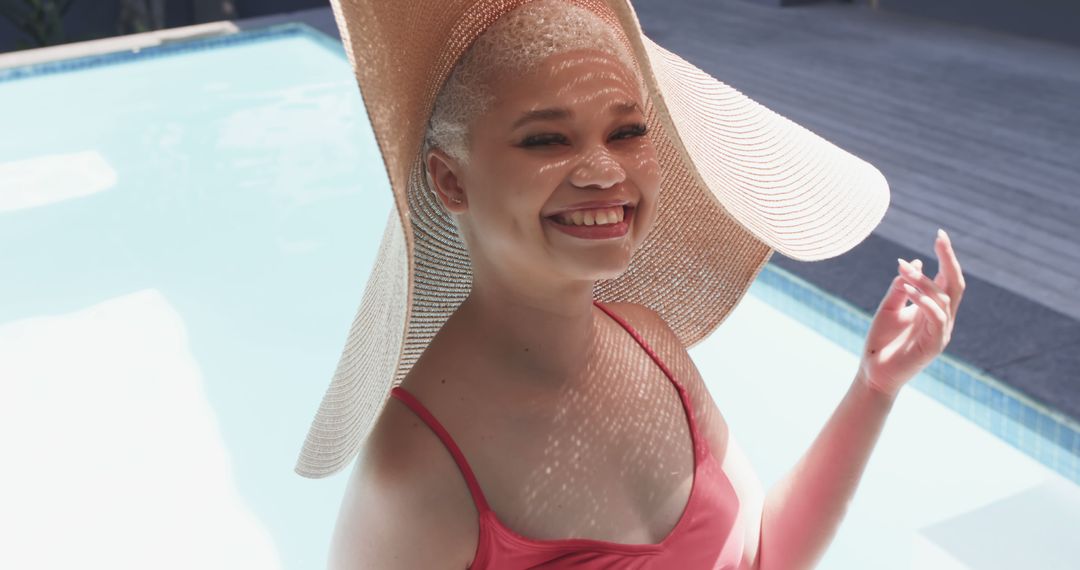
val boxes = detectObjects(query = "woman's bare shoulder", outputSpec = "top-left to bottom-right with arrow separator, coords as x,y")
600,301 -> 730,455
327,397 -> 479,569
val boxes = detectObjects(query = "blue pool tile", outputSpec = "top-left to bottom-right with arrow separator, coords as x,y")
1020,404 -> 1039,432
957,372 -> 973,395
1068,426 -> 1080,455
978,379 -> 995,405
1003,417 -> 1019,443
990,410 -> 1004,434
1036,412 -> 1057,442
1003,423 -> 1020,447
989,387 -> 1004,412
1005,396 -> 1021,422
1036,441 -> 1055,464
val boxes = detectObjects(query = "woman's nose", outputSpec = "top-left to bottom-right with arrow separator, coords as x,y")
568,146 -> 626,189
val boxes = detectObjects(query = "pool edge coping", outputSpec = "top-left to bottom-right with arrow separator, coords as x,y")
0,21 -> 242,72
0,22 -> 340,84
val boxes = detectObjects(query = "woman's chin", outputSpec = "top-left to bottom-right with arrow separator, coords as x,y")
559,256 -> 634,282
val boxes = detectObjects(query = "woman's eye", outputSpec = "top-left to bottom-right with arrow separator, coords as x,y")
521,133 -> 567,147
520,123 -> 649,148
616,122 -> 649,140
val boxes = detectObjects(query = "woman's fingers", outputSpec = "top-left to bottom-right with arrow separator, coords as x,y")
901,282 -> 949,330
898,258 -> 951,316
934,229 -> 966,314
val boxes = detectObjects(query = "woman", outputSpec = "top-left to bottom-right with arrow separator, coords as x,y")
304,1 -> 966,569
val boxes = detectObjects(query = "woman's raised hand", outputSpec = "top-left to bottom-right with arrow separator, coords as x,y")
858,228 -> 967,399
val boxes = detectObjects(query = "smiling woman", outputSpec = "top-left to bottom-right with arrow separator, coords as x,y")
302,0 -> 898,568
329,1 -> 752,567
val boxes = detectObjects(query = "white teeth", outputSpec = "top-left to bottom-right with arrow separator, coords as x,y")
555,206 -> 626,227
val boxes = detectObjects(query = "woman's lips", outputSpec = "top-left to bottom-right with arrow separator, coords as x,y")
543,206 -> 633,240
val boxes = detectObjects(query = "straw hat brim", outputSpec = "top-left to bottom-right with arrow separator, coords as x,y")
295,0 -> 889,478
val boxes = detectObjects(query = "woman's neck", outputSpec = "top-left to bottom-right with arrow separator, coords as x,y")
454,275 -> 600,389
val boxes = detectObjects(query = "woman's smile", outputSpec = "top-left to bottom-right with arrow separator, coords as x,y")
543,205 -> 635,240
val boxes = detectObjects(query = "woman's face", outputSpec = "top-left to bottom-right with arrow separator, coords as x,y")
427,48 -> 661,287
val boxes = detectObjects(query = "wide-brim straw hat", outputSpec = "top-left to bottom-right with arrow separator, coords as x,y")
295,0 -> 890,478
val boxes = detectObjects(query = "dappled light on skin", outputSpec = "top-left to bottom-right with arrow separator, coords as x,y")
398,301 -> 718,546
442,47 -> 661,289
498,309 -> 694,543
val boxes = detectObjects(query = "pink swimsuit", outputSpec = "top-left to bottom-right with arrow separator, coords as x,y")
390,300 -> 746,569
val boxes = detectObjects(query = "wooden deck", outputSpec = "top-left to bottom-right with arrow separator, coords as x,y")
637,0 -> 1080,318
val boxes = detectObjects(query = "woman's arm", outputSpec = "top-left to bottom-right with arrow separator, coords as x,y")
759,232 -> 965,569
328,402 -> 481,569
754,372 -> 896,570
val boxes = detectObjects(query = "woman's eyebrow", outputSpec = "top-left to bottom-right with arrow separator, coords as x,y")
511,100 -> 640,130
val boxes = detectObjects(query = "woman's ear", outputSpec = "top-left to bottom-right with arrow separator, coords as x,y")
426,147 -> 468,213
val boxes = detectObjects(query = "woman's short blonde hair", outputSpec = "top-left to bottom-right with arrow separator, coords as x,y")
420,0 -> 647,196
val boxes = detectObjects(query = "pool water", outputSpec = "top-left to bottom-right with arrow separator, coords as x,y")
1,25 -> 1077,570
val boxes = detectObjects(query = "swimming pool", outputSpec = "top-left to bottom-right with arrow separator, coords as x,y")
1,24 -> 1076,570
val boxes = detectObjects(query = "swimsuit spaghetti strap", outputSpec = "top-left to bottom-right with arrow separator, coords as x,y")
593,300 -> 681,392
390,386 -> 492,513
592,299 -> 705,459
